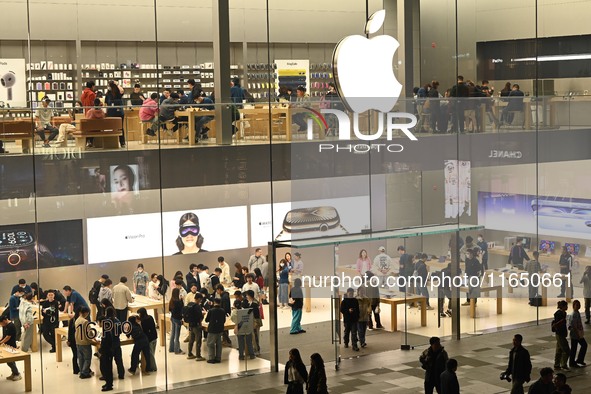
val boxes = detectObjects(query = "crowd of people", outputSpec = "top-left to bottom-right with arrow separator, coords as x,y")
413,76 -> 525,133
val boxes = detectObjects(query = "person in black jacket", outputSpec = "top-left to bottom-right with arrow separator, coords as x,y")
307,352 -> 328,394
137,307 -> 158,372
66,309 -> 80,375
284,348 -> 308,394
450,75 -> 469,133
462,249 -> 482,306
415,254 -> 433,310
98,315 -> 115,391
420,337 -> 449,394
205,298 -> 226,363
40,290 -> 60,352
127,315 -> 151,375
509,238 -> 530,269
340,288 -> 360,351
503,334 -> 532,393
185,293 -> 204,361
289,278 -> 305,335
216,284 -> 232,347
554,300 -> 571,370
105,80 -> 126,147
558,247 -> 573,298
440,358 -> 460,394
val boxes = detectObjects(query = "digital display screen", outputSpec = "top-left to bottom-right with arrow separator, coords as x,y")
565,243 -> 580,256
539,240 -> 556,253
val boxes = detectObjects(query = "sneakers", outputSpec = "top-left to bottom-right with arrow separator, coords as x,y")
344,344 -> 349,348
375,325 -> 384,330
7,374 -> 22,381
461,302 -> 471,306
352,346 -> 360,351
426,306 -> 434,310
361,342 -> 367,348
440,313 -> 447,318
42,143 -> 51,148
175,350 -> 186,355
146,129 -> 156,137
445,309 -> 452,317
128,368 -> 136,375
187,354 -> 196,360
195,356 -> 205,361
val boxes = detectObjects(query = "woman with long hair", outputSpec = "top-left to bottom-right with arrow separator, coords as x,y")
284,348 -> 308,394
168,288 -> 184,354
137,307 -> 158,372
174,212 -> 206,254
278,259 -> 290,309
233,262 -> 245,288
307,353 -> 328,394
356,249 -> 371,276
105,80 -> 126,147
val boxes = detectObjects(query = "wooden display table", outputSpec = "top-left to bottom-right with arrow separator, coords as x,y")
73,117 -> 123,150
485,268 -> 549,306
0,345 -> 32,391
458,283 -> 503,318
53,327 -> 134,362
31,310 -> 70,352
378,289 -> 427,332
158,313 -> 235,347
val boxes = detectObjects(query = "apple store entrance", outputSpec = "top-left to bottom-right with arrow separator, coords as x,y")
268,223 -> 483,370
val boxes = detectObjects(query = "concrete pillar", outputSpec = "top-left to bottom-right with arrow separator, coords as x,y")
213,0 -> 233,145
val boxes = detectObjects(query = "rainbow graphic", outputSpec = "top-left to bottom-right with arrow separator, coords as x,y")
303,106 -> 328,130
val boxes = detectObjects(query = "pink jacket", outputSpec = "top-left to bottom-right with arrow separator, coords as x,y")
139,98 -> 158,121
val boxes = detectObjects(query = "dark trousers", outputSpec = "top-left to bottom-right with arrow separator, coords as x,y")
188,324 -> 203,357
560,272 -> 570,296
357,321 -> 367,345
36,125 -> 59,142
113,345 -> 125,378
130,343 -> 151,372
343,320 -> 358,346
424,380 -> 441,394
41,323 -> 57,349
7,361 -> 19,375
69,343 -> 80,374
570,336 -> 588,365
451,101 -> 465,132
115,308 -> 128,323
159,116 -> 179,132
585,298 -> 591,322
368,302 -> 382,328
293,113 -> 308,131
99,349 -> 114,388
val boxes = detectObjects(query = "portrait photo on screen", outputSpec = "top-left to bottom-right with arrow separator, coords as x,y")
162,206 -> 248,256
109,164 -> 139,214
0,220 -> 83,273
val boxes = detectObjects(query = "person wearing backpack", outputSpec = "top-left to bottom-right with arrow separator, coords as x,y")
553,300 -> 571,371
419,337 -> 449,394
184,293 -> 205,361
89,274 -> 109,312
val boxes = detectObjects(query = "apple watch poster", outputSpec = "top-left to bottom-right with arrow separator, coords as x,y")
0,219 -> 83,273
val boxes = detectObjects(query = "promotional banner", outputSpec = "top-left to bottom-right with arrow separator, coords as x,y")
0,219 -> 84,272
250,196 -> 371,245
0,59 -> 26,107
275,59 -> 309,95
444,160 -> 471,218
478,191 -> 591,239
87,206 -> 249,263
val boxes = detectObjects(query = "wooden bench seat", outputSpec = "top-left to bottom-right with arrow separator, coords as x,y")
73,117 -> 123,149
0,119 -> 35,153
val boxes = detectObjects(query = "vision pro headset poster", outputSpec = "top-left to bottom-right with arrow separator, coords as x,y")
0,59 -> 26,107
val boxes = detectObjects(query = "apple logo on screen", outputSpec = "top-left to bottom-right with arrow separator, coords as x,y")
333,9 -> 402,113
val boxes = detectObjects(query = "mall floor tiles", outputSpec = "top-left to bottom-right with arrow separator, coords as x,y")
168,323 -> 591,394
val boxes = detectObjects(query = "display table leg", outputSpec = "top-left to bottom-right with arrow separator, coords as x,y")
420,300 -> 427,327
541,285 -> 548,307
55,329 -> 63,362
470,299 -> 476,318
391,303 -> 397,332
496,290 -> 503,314
24,354 -> 32,392
31,324 -> 38,352
159,314 -> 166,347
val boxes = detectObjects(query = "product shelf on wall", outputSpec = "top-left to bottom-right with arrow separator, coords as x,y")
80,63 -> 241,98
245,63 -> 278,101
309,63 -> 333,98
27,63 -> 77,108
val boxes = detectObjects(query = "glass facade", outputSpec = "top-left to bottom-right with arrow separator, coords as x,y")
1,0 -> 591,392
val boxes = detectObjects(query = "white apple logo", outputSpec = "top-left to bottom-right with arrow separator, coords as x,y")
332,9 -> 402,113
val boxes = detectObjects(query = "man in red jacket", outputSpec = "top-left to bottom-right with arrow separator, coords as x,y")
80,81 -> 96,109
